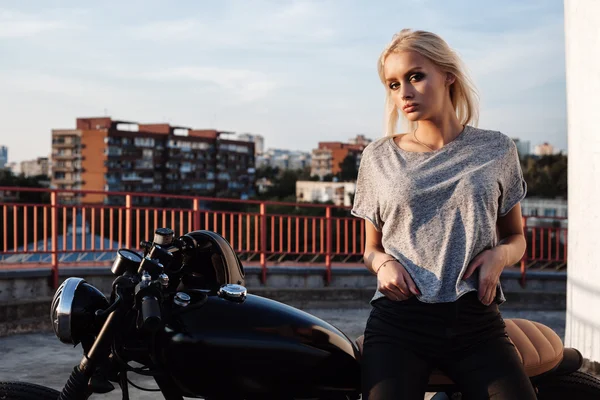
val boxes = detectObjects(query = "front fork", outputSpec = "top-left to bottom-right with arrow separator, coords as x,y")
57,301 -> 128,400
56,282 -> 184,400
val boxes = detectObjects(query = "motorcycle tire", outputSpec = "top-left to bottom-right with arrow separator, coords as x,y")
535,370 -> 600,399
0,381 -> 59,400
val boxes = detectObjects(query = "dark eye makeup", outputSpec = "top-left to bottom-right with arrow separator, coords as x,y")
409,72 -> 425,81
388,72 -> 425,91
388,72 -> 425,90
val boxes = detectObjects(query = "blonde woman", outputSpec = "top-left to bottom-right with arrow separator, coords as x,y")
351,29 -> 537,399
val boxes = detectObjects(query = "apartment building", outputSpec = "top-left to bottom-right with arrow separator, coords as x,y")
51,117 -> 255,204
310,134 -> 372,179
20,157 -> 51,178
256,149 -> 311,171
534,142 -> 559,156
310,148 -> 333,179
237,133 -> 265,155
296,180 -> 357,207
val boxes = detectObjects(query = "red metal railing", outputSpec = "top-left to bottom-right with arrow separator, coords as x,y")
1,187 -> 367,287
0,187 -> 567,288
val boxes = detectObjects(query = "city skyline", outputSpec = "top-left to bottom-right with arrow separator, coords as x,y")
1,0 -> 567,164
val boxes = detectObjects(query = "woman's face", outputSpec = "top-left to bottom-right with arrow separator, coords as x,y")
383,50 -> 453,123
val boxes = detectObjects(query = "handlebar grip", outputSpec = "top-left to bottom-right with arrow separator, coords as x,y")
140,296 -> 162,332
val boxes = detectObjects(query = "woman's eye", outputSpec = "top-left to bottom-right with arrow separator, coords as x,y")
409,73 -> 424,82
389,82 -> 400,90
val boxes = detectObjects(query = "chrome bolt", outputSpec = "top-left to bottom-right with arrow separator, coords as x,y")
174,292 -> 191,307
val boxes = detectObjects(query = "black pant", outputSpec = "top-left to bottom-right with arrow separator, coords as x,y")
361,292 -> 537,400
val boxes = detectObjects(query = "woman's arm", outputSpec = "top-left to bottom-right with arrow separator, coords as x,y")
463,203 -> 526,304
363,222 -> 394,275
495,203 -> 527,266
363,221 -> 420,300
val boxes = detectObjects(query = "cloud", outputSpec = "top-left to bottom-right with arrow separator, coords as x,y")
126,0 -> 337,49
137,67 -> 280,102
0,71 -> 140,109
248,0 -> 336,42
0,9 -> 82,38
128,18 -> 200,42
0,0 -> 568,160
464,22 -> 565,91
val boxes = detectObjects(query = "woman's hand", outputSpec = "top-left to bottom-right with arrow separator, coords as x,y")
463,247 -> 508,305
377,260 -> 421,301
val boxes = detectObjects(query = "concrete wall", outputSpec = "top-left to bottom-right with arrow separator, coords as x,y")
0,266 -> 565,306
0,266 -> 567,335
564,0 -> 600,366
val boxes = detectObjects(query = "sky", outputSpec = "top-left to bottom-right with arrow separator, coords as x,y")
0,0 -> 567,164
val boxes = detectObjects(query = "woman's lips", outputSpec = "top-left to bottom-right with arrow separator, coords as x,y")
403,104 -> 418,113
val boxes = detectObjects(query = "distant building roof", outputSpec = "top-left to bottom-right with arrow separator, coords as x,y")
0,234 -> 122,263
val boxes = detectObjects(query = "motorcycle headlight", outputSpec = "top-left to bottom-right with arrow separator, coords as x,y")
50,277 -> 109,345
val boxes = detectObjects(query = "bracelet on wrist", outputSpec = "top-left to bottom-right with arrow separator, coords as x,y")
376,258 -> 397,274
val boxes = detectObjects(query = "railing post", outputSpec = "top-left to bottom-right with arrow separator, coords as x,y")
325,206 -> 332,286
125,194 -> 132,249
520,216 -> 528,288
260,202 -> 267,284
193,198 -> 200,231
51,191 -> 59,289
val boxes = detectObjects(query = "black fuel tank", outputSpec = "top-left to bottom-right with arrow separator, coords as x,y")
159,293 -> 361,399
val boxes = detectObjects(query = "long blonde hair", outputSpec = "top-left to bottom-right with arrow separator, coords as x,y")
377,29 -> 479,136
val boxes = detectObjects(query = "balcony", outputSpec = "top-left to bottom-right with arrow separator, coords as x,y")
105,183 -> 124,192
121,174 -> 142,181
52,165 -> 72,172
105,147 -> 123,157
52,178 -> 78,185
52,141 -> 79,148
53,153 -> 79,160
135,161 -> 154,170
105,176 -> 119,184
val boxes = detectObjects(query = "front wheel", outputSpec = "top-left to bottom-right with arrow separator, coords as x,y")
0,381 -> 59,400
536,371 -> 600,399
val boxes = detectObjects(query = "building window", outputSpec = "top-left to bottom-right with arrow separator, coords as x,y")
135,160 -> 153,169
135,138 -> 155,147
142,149 -> 153,159
106,146 -> 122,156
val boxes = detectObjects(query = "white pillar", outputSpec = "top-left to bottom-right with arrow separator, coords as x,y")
564,0 -> 600,370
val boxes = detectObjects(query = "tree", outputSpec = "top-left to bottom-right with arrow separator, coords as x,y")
337,154 -> 359,182
271,169 -> 300,199
255,165 -> 280,181
0,170 -> 50,203
253,167 -> 306,201
521,154 -> 567,199
0,170 -> 51,251
297,166 -> 313,181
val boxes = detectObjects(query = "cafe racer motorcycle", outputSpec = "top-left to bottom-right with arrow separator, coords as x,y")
1,228 -> 600,399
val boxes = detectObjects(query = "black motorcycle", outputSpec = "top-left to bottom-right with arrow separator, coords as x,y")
2,228 -> 600,399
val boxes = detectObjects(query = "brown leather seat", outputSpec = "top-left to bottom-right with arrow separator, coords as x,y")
355,318 -> 564,385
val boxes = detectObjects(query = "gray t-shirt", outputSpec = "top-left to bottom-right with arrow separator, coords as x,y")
351,125 -> 527,304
